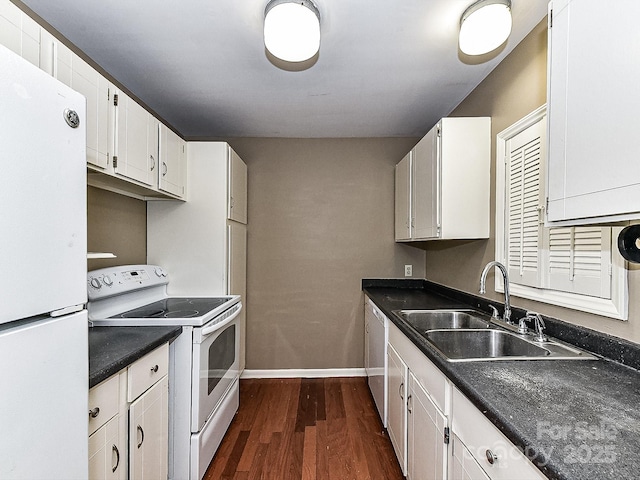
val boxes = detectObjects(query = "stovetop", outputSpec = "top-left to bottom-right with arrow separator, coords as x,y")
111,297 -> 230,319
87,264 -> 241,327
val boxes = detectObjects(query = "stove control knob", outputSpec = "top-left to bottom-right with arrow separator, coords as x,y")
154,267 -> 165,277
103,275 -> 113,287
90,277 -> 102,289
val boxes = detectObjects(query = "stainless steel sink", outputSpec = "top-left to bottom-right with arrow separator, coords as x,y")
423,329 -> 597,362
393,309 -> 492,332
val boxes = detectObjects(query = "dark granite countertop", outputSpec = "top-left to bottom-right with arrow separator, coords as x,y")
363,280 -> 640,480
89,326 -> 182,388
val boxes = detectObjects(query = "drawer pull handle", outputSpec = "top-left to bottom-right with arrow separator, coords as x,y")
151,364 -> 159,373
137,425 -> 145,448
112,444 -> 120,473
89,407 -> 100,418
486,449 -> 498,465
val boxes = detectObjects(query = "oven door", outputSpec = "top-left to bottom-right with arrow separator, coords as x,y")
191,303 -> 242,432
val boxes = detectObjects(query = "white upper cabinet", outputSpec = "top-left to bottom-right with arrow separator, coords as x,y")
395,117 -> 490,241
228,148 -> 248,224
0,0 -> 40,67
114,90 -> 159,187
6,0 -> 182,200
395,153 -> 412,241
158,124 -> 186,197
547,0 -> 640,224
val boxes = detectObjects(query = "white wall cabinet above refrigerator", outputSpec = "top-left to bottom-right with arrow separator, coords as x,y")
395,117 -> 490,241
0,0 -> 40,68
1,0 -> 186,201
546,0 -> 640,225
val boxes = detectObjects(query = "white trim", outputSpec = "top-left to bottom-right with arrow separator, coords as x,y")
496,105 -> 629,320
241,368 -> 367,379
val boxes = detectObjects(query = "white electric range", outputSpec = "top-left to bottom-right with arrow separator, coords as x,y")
87,265 -> 242,480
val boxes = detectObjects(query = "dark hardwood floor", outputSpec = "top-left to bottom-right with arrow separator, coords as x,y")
204,377 -> 404,480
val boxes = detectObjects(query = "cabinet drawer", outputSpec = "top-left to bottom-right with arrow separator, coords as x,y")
127,343 -> 169,402
89,374 -> 120,436
452,388 -> 545,480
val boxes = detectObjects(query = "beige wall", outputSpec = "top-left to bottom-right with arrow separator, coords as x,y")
87,186 -> 147,271
423,18 -> 640,344
230,138 -> 426,370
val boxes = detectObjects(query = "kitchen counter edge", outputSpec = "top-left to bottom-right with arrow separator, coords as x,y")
89,325 -> 182,388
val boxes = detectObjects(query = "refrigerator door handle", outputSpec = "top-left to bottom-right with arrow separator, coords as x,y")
51,304 -> 85,317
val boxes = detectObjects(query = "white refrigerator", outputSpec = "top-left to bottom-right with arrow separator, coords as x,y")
0,45 -> 88,479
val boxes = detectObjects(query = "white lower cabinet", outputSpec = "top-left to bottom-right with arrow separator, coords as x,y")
129,376 -> 169,480
88,343 -> 169,480
89,415 -> 122,480
387,344 -> 408,474
451,388 -> 545,480
451,432 -> 491,480
408,372 -> 447,480
387,321 -> 449,479
381,315 -> 546,480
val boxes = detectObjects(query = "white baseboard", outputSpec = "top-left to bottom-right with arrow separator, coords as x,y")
241,368 -> 367,379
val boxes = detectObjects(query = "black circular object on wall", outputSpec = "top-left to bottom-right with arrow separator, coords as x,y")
617,225 -> 640,263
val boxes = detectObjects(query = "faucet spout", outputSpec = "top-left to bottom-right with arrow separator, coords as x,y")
479,261 -> 512,324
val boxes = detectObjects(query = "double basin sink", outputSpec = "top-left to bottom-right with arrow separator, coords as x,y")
393,309 -> 596,362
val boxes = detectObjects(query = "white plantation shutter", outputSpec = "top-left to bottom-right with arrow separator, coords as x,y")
506,122 -> 545,287
496,105 -> 626,319
547,227 -> 611,298
506,113 -> 613,300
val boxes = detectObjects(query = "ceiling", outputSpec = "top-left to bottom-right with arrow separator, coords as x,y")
17,0 -> 548,139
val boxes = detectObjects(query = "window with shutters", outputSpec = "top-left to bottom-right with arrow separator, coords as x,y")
495,105 -> 628,320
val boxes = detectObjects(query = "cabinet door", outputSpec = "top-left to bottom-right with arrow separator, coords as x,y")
0,1 -> 40,67
395,152 -> 412,241
129,375 -> 168,480
227,221 -> 247,371
407,373 -> 447,480
413,126 -> 439,239
228,147 -> 247,224
89,415 -> 122,480
158,124 -> 186,197
547,0 -> 640,223
451,433 -> 491,480
387,344 -> 407,474
72,56 -> 111,170
115,91 -> 158,186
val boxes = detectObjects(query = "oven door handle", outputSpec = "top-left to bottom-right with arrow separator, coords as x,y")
201,302 -> 243,337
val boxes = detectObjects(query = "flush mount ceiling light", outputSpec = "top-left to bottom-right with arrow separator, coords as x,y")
459,0 -> 512,55
264,0 -> 321,62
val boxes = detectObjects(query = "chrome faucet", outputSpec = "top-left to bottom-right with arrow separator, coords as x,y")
479,261 -> 512,324
524,311 -> 548,342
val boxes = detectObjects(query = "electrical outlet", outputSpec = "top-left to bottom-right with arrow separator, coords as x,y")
404,265 -> 413,277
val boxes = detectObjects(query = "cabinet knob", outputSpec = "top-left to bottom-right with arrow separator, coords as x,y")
485,449 -> 498,465
150,364 -> 159,373
88,407 -> 100,418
